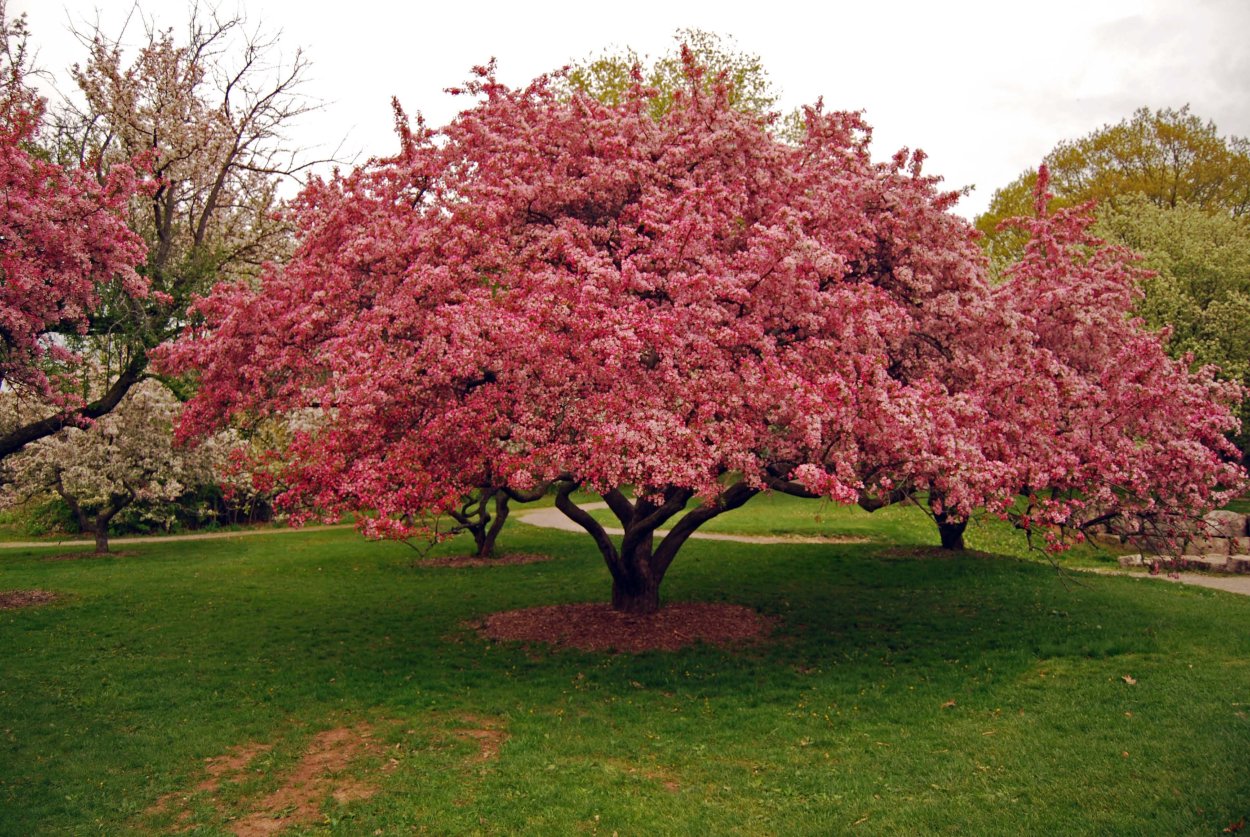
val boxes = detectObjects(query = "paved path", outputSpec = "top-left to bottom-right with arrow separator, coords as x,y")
514,502 -> 866,545
0,523 -> 353,550
517,503 -> 1250,596
1073,567 -> 1250,596
7,507 -> 1248,597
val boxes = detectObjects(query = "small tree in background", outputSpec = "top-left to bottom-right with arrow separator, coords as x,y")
976,106 -> 1250,269
1,378 -> 219,552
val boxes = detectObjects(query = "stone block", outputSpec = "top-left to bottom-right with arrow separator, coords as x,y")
1202,510 -> 1247,539
1228,555 -> 1250,574
1187,554 -> 1230,572
1183,536 -> 1230,556
1117,554 -> 1145,568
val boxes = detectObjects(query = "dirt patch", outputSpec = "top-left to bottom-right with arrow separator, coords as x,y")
0,589 -> 58,609
197,742 -> 274,793
420,552 -> 553,569
148,741 -> 274,821
149,723 -> 395,836
231,724 -> 382,837
448,715 -> 508,761
477,602 -> 776,653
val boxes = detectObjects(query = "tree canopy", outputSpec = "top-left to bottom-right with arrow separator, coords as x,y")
161,59 -> 1244,613
0,3 -> 324,461
564,28 -> 778,119
976,106 -> 1250,267
0,4 -> 147,434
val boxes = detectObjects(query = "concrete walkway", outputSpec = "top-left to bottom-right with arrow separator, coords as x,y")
7,505 -> 1247,597
517,503 -> 1250,597
514,502 -> 866,545
0,523 -> 352,550
1073,566 -> 1250,596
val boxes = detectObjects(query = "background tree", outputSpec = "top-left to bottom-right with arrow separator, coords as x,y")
976,106 -> 1250,269
0,4 -> 325,460
1,378 -> 219,552
1092,196 -> 1250,456
564,28 -> 779,120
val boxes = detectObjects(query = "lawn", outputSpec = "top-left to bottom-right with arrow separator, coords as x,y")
1,509 -> 1248,835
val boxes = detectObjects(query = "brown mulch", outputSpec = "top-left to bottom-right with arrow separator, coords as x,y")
476,602 -> 776,653
0,589 -> 58,610
420,552 -> 553,569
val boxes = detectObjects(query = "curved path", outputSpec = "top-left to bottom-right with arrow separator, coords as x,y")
514,502 -> 866,545
517,503 -> 1250,597
4,507 -> 1247,597
0,523 -> 353,551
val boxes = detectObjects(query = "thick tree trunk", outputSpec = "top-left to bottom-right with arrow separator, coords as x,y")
555,480 -> 758,614
927,492 -> 968,550
93,527 -> 111,554
940,522 -> 965,554
611,573 -> 662,615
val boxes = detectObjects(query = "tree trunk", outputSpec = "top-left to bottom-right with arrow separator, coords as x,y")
94,527 -> 111,554
936,513 -> 967,550
611,573 -> 662,615
477,492 -> 510,558
927,492 -> 968,550
555,481 -> 758,614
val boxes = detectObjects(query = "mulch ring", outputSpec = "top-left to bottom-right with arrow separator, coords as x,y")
475,602 -> 776,653
0,589 -> 58,610
420,552 -> 553,569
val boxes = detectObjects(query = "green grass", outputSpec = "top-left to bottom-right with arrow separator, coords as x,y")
1,516 -> 1248,835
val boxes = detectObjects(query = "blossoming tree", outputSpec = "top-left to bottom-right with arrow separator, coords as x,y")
1,379 -> 219,553
162,57 -> 1244,613
0,6 -> 146,446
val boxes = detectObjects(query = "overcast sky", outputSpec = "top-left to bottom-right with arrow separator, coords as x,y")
12,0 -> 1250,219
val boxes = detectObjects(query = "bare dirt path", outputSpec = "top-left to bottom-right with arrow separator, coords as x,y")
0,523 -> 352,550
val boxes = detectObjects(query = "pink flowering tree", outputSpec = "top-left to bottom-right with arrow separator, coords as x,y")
970,170 -> 1245,551
0,6 -> 146,449
162,58 -> 1244,613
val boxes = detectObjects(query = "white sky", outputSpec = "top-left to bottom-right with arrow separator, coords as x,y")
12,0 -> 1250,219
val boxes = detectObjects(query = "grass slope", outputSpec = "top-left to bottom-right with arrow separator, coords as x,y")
1,520 -> 1247,835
